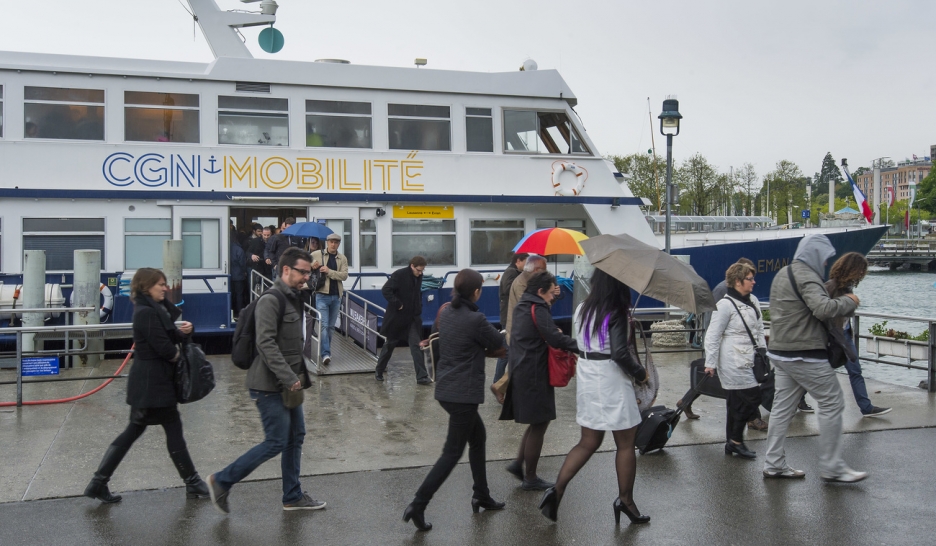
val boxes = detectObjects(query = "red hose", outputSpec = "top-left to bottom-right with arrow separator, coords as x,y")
0,344 -> 134,407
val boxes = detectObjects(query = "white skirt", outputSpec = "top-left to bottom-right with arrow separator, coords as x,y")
575,357 -> 642,431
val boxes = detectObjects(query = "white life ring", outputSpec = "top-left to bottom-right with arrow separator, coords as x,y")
551,161 -> 588,196
68,283 -> 114,321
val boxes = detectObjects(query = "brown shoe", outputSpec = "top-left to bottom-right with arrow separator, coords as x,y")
747,418 -> 768,431
676,399 -> 699,419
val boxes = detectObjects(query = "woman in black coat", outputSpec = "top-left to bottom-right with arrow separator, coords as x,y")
499,271 -> 578,491
402,269 -> 506,531
84,268 -> 209,504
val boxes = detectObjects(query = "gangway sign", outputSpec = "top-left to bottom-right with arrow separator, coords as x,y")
22,356 -> 60,376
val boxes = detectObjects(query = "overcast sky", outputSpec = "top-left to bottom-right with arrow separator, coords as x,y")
1,0 -> 933,183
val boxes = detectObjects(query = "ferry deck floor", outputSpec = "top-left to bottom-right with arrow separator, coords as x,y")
2,348 -> 934,545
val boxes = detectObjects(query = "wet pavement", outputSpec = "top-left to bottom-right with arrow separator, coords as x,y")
2,347 -> 935,544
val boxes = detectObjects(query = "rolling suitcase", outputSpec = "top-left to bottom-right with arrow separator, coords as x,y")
678,358 -> 775,411
636,372 -> 716,455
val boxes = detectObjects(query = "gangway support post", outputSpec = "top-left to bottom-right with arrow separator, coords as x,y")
163,240 -> 183,306
22,250 -> 46,353
73,250 -> 102,368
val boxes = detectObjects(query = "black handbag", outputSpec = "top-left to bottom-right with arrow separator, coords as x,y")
725,298 -> 771,384
786,268 -> 849,369
175,341 -> 215,404
307,251 -> 327,292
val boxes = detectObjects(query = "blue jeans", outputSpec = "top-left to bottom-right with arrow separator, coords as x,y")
843,324 -> 874,414
214,389 -> 306,504
316,294 -> 341,358
493,343 -> 509,384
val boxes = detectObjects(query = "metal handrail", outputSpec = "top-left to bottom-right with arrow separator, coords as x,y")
0,306 -> 95,315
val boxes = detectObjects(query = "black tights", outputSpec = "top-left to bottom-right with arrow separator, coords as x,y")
98,410 -> 189,478
515,421 -> 550,481
553,426 -> 642,515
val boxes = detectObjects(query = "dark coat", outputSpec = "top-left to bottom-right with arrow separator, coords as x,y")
264,233 -> 300,266
434,301 -> 505,405
500,292 -> 578,424
498,263 -> 521,327
609,311 -> 647,382
246,236 -> 268,276
126,296 -> 187,408
230,243 -> 247,281
380,266 -> 423,340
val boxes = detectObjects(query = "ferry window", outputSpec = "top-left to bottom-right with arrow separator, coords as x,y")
318,219 -> 353,267
388,104 -> 451,151
0,85 -> 3,137
125,91 -> 200,143
359,219 -> 377,268
392,219 -> 455,267
306,100 -> 372,149
503,110 -> 589,155
219,96 -> 288,146
536,219 -> 585,263
22,218 -> 105,271
125,219 -> 171,269
24,86 -> 105,141
470,220 -> 524,266
181,219 -> 220,269
466,107 -> 493,153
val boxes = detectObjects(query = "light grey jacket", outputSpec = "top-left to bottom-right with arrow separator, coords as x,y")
768,235 -> 858,354
310,249 -> 349,296
246,278 -> 306,392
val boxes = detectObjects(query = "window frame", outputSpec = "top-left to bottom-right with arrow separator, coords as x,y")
502,108 -> 591,156
0,84 -> 4,139
388,103 -> 452,152
305,100 -> 373,149
359,218 -> 377,269
391,219 -> 457,267
22,217 -> 106,272
23,86 -> 106,141
469,218 -> 525,266
180,218 -> 221,270
465,107 -> 494,153
218,95 -> 289,147
316,218 -> 354,267
124,218 -> 172,270
124,91 -> 201,144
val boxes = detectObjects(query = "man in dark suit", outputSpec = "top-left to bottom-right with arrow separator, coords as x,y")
375,256 -> 430,384
265,217 -> 299,277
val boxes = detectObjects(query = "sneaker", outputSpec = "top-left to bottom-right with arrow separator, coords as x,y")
747,418 -> 768,431
821,469 -> 869,483
862,406 -> 892,417
763,468 -> 806,479
797,400 -> 814,413
322,356 -> 331,366
375,371 -> 384,382
283,492 -> 327,511
207,474 -> 230,515
521,477 -> 555,491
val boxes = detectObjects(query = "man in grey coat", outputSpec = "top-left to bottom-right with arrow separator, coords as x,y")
763,234 -> 865,482
208,247 -> 326,513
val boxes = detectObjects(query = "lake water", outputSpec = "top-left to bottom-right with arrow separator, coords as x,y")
847,267 -> 935,388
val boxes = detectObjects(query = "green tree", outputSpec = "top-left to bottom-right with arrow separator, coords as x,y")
915,165 -> 936,213
763,160 -> 807,225
674,153 -> 720,215
812,152 -> 844,196
736,163 -> 759,215
607,153 -> 666,212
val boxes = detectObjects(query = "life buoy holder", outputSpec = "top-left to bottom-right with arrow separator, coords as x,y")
551,161 -> 588,196
68,283 -> 114,322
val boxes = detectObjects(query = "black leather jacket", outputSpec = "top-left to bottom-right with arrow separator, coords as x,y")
608,312 -> 647,382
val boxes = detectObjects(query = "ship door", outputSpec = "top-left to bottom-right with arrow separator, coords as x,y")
171,205 -> 229,282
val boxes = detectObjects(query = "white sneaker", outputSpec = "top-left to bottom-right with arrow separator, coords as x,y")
763,468 -> 806,479
322,356 -> 331,366
821,469 -> 868,483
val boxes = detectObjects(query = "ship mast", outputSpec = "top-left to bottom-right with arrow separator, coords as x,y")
187,0 -> 276,59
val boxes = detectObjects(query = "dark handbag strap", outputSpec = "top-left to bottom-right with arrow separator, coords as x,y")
725,297 -> 761,349
786,267 -> 833,337
531,304 -> 546,341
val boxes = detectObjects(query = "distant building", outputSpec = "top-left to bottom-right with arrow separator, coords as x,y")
856,152 -> 932,202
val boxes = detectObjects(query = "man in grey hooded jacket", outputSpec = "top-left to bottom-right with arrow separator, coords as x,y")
763,234 -> 867,482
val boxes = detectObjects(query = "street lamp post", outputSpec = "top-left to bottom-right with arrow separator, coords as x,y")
659,96 -> 682,254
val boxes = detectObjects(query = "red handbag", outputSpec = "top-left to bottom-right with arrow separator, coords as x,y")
531,304 -> 577,387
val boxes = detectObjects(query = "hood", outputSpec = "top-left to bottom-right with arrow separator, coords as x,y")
793,234 -> 836,279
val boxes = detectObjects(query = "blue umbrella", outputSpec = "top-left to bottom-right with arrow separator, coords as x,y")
281,222 -> 334,239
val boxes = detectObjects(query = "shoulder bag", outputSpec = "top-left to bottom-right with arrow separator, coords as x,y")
786,267 -> 848,368
725,298 -> 771,383
531,304 -> 577,387
629,319 -> 660,411
307,250 -> 327,292
175,340 -> 215,404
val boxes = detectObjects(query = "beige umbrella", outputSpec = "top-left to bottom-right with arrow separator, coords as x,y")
580,233 -> 716,314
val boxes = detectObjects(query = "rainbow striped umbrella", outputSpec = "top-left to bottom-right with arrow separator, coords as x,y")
512,227 -> 589,256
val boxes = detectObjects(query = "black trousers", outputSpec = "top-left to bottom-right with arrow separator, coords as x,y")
413,401 -> 489,508
375,321 -> 427,381
726,387 -> 762,443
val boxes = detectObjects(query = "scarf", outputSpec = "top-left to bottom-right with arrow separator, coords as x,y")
726,287 -> 760,319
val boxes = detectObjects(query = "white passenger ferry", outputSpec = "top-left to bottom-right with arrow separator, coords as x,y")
0,0 -> 886,339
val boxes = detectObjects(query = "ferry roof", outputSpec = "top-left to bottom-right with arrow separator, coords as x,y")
0,50 -> 578,105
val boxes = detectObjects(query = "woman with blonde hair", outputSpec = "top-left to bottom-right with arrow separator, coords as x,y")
704,262 -> 766,460
826,252 -> 890,417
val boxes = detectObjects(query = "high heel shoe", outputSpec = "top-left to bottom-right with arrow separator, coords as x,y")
471,496 -> 506,513
539,487 -> 560,522
724,441 -> 756,459
613,498 -> 650,525
402,503 -> 432,531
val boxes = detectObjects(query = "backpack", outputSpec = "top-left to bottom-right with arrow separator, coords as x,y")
231,289 -> 287,370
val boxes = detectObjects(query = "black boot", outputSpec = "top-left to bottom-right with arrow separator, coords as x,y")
169,449 -> 210,499
84,445 -> 128,503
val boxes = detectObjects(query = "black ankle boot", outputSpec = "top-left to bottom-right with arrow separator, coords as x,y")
402,503 -> 432,531
84,474 -> 122,503
471,496 -> 506,513
85,444 -> 128,503
170,449 -> 209,499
